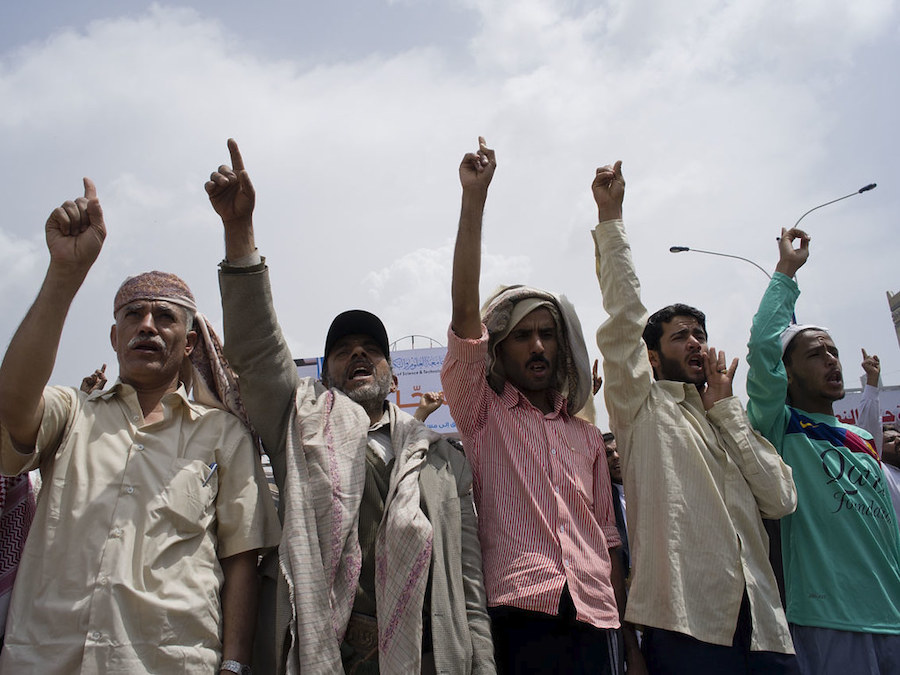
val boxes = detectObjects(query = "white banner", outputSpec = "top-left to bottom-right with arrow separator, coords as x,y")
834,385 -> 900,429
295,346 -> 456,434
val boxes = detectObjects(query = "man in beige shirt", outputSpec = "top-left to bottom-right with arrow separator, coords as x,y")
0,179 -> 280,674
590,162 -> 798,674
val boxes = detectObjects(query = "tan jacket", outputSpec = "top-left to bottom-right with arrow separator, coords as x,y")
218,262 -> 495,674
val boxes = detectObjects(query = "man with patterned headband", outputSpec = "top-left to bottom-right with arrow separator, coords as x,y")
0,179 -> 280,674
441,138 -> 640,675
746,228 -> 900,674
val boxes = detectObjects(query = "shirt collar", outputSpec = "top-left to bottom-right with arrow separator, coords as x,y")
500,381 -> 569,418
91,379 -> 198,416
369,403 -> 392,432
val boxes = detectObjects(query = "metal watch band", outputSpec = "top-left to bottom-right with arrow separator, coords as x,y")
220,659 -> 251,675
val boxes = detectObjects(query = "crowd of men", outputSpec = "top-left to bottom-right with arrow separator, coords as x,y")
0,137 -> 898,675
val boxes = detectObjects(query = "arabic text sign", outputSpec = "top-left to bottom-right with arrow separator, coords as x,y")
294,346 -> 456,434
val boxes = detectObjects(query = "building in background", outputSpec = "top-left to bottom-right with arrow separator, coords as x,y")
889,290 -> 900,352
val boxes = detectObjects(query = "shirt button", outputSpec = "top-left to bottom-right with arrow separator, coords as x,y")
564,559 -> 571,568
558,524 -> 565,533
91,631 -> 101,640
132,415 -> 139,422
550,448 -> 557,455
125,486 -> 135,494
134,444 -> 144,451
98,576 -> 108,586
554,485 -> 560,493
111,527 -> 122,538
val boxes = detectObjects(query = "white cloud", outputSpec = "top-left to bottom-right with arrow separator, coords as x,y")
0,0 -> 897,420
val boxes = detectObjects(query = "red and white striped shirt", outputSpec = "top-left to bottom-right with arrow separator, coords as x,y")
441,326 -> 621,630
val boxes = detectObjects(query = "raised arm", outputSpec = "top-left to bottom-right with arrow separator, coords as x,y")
208,139 -> 300,471
746,228 -> 810,442
450,136 -> 496,339
0,178 -> 106,447
590,162 -> 654,427
857,349 -> 882,457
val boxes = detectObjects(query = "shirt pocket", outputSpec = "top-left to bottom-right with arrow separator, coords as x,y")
155,458 -> 217,535
566,444 -> 597,509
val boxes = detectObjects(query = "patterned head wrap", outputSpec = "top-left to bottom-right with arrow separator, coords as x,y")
112,271 -> 253,434
480,284 -> 591,414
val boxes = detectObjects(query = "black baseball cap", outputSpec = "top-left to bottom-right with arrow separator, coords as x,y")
324,310 -> 390,361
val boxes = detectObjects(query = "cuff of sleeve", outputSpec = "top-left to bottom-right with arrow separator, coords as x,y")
602,524 -> 622,549
772,271 -> 800,292
446,324 -> 489,364
707,395 -> 744,425
219,253 -> 266,275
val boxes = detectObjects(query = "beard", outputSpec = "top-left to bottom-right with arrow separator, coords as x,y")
344,367 -> 394,410
656,350 -> 705,385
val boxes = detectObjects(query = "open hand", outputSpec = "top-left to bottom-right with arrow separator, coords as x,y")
700,346 -> 738,410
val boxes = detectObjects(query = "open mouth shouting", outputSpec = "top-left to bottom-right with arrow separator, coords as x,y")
346,359 -> 375,384
825,369 -> 843,388
687,352 -> 704,373
527,356 -> 551,375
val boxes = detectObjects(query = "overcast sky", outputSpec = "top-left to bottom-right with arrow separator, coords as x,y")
2,0 -> 898,429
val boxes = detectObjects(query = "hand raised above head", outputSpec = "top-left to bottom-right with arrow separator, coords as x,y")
861,348 -> 880,386
45,177 -> 106,273
592,160 -> 625,222
459,136 -> 496,191
205,138 -> 256,229
774,227 -> 809,278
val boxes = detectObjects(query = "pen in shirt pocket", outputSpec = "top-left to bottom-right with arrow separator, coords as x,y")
202,462 -> 218,487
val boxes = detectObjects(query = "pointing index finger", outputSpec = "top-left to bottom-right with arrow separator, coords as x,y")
227,138 -> 245,172
83,177 -> 98,200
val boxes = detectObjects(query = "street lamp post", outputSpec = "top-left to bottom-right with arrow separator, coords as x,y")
668,246 -> 771,279
669,182 -> 877,325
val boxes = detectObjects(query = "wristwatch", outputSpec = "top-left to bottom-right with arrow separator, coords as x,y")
220,660 -> 252,675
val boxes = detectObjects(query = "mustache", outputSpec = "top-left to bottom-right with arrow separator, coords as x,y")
127,334 -> 166,350
527,355 -> 550,367
346,357 -> 374,372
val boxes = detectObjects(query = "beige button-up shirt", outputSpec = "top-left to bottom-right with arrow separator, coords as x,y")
592,220 -> 796,651
0,382 -> 280,674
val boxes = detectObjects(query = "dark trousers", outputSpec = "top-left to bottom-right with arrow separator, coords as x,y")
641,594 -> 800,675
489,586 -> 623,675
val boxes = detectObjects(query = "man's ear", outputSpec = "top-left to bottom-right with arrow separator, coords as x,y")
647,348 -> 660,378
390,374 -> 399,394
110,324 -> 118,352
184,330 -> 198,357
